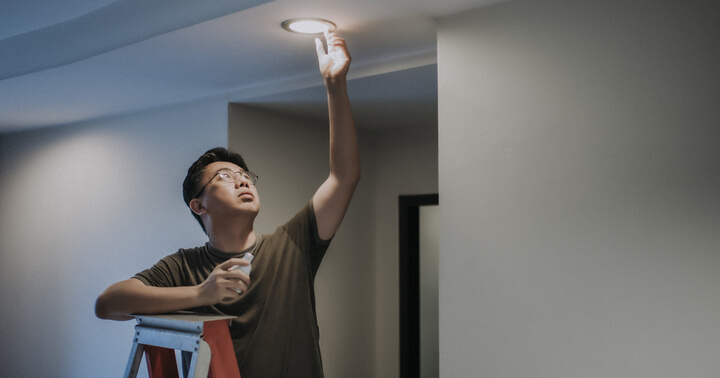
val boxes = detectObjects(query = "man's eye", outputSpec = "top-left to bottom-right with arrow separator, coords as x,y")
218,172 -> 232,180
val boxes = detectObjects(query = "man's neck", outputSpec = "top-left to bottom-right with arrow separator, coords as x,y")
207,218 -> 257,253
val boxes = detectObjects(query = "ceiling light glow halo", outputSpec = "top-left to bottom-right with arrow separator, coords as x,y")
281,18 -> 336,35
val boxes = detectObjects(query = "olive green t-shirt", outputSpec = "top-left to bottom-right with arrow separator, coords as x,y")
133,202 -> 331,378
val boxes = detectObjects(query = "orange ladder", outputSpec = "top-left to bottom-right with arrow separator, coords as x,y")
123,313 -> 241,378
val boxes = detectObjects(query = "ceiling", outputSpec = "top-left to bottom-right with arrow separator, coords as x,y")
0,0 -> 501,134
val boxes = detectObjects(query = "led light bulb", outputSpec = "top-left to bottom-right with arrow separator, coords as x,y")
281,18 -> 336,35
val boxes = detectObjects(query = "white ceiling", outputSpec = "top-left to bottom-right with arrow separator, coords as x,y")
0,0 -> 501,133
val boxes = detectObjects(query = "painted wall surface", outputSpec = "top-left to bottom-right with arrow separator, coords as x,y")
229,104 -> 439,378
0,99 -> 227,377
229,105 -> 376,378
367,126 -> 439,377
0,81 -> 439,377
438,0 -> 720,376
420,205 -> 439,378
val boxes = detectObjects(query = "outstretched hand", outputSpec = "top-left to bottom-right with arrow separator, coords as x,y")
315,31 -> 351,82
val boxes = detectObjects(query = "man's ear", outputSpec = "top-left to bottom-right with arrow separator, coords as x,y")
189,198 -> 205,216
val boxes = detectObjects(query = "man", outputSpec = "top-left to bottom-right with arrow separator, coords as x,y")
95,31 -> 359,378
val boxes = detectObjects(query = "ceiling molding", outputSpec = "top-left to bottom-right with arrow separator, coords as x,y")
220,47 -> 438,103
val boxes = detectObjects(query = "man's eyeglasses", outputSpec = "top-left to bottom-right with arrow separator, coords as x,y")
194,168 -> 259,198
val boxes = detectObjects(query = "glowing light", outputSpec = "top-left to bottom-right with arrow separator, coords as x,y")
281,18 -> 336,35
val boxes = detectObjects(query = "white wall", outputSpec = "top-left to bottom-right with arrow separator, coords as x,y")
0,98 -> 227,377
438,0 -> 720,376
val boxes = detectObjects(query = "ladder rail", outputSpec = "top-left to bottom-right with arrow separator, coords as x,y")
122,313 -> 239,378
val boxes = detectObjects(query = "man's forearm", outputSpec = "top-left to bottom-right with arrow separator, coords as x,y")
95,278 -> 203,321
326,78 -> 360,184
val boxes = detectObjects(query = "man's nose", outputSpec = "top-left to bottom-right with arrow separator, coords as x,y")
235,175 -> 250,188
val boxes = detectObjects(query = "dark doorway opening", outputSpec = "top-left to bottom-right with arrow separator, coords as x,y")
399,193 -> 439,378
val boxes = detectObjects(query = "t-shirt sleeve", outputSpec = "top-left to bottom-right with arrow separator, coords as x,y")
282,201 -> 332,273
133,251 -> 185,287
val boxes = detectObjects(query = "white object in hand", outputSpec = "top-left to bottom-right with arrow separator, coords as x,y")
229,252 -> 254,276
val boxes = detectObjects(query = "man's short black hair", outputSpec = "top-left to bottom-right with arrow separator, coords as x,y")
182,147 -> 249,233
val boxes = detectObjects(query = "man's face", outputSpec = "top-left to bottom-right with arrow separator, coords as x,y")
196,161 -> 260,217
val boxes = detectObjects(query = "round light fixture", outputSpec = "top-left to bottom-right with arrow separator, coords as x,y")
281,18 -> 336,35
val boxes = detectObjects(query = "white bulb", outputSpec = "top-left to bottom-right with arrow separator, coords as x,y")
282,19 -> 336,35
290,21 -> 329,34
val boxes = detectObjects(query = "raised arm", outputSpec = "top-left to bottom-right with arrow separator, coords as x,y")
312,31 -> 360,240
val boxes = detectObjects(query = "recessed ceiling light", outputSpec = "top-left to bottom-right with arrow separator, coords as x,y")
281,18 -> 336,35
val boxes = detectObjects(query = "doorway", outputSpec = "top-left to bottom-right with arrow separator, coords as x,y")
399,194 -> 439,378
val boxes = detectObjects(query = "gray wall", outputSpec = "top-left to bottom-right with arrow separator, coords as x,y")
229,104 -> 439,377
228,104 -> 376,378
438,0 -> 720,376
0,99 -> 227,377
420,205 -> 439,378
368,126 -> 439,376
0,78 -> 438,377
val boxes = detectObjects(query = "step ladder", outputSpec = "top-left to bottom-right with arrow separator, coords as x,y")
123,313 -> 241,378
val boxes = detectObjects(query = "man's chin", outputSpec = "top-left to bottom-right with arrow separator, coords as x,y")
236,202 -> 260,215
